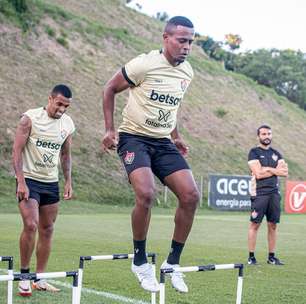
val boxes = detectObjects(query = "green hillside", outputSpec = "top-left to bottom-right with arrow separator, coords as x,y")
1,0 -> 306,206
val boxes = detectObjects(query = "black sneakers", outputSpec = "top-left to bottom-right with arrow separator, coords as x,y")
247,256 -> 257,265
267,256 -> 284,265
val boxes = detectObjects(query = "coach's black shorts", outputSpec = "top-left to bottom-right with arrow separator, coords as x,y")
117,132 -> 190,183
250,192 -> 281,224
17,178 -> 59,206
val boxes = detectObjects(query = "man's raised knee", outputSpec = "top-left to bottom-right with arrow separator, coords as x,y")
136,188 -> 155,209
180,188 -> 200,211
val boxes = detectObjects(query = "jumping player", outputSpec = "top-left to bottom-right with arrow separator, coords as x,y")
102,16 -> 199,293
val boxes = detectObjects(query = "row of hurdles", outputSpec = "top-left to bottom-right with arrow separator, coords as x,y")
0,254 -> 244,304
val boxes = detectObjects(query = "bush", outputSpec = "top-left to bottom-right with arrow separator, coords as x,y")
10,0 -> 28,13
214,107 -> 228,118
45,25 -> 55,37
56,36 -> 68,48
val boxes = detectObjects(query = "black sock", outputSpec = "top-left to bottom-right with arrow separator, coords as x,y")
20,268 -> 30,274
167,240 -> 185,265
133,239 -> 147,266
249,252 -> 255,258
269,252 -> 275,258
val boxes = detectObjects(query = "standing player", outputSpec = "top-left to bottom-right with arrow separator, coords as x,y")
12,84 -> 75,296
247,125 -> 288,265
102,16 -> 199,293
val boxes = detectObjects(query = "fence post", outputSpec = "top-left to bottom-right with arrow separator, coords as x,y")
163,186 -> 168,206
200,176 -> 204,207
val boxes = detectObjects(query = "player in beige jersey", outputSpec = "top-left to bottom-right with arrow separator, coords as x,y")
12,85 -> 75,296
102,16 -> 199,293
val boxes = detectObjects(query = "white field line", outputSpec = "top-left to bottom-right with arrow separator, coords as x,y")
49,279 -> 150,304
0,268 -> 150,304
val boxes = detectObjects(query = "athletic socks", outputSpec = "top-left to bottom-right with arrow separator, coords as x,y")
20,268 -> 30,274
20,268 -> 40,282
134,238 -> 185,266
167,240 -> 185,265
133,239 -> 148,266
249,252 -> 255,258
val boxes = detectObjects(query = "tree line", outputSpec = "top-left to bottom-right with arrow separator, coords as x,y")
196,35 -> 306,110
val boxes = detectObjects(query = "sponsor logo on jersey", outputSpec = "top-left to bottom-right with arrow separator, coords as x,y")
181,79 -> 188,92
149,90 -> 181,106
43,154 -> 54,163
158,109 -> 171,122
145,119 -> 172,129
36,139 -> 61,150
272,153 -> 278,161
124,151 -> 135,165
61,130 -> 67,139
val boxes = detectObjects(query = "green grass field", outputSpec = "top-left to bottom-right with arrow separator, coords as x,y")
0,204 -> 305,304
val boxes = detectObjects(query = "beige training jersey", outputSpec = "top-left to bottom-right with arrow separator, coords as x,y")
22,107 -> 75,182
118,50 -> 194,138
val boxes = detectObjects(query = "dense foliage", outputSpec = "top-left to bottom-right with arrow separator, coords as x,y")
197,36 -> 306,110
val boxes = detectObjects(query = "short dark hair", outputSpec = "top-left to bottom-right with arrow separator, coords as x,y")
257,124 -> 271,135
51,84 -> 72,99
165,16 -> 194,33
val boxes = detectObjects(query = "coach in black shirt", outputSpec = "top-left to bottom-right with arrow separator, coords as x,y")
247,125 -> 288,265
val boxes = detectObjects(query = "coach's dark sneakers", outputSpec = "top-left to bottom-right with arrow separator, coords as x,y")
267,256 -> 284,265
247,256 -> 257,265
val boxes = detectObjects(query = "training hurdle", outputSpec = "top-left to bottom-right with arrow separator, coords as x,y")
78,252 -> 157,304
0,256 -> 13,304
159,263 -> 244,304
0,271 -> 79,304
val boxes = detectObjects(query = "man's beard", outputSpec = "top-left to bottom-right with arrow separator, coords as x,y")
175,58 -> 185,64
260,138 -> 271,146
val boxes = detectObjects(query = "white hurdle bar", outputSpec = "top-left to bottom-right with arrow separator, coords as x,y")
159,263 -> 244,304
78,252 -> 157,304
0,256 -> 13,304
0,271 -> 79,304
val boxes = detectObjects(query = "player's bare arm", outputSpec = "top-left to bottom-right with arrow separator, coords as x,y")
102,70 -> 132,151
12,115 -> 31,201
60,134 -> 73,200
171,125 -> 189,157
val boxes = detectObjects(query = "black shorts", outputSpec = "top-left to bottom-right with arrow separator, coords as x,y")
17,178 -> 59,206
117,132 -> 190,183
250,192 -> 281,224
